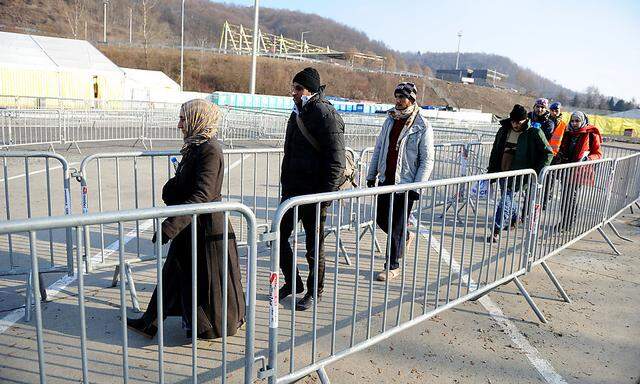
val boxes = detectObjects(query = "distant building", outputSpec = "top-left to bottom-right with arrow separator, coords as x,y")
435,68 -> 507,87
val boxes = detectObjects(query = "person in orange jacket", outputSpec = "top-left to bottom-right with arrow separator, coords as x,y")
542,102 -> 569,209
553,111 -> 603,232
548,102 -> 567,157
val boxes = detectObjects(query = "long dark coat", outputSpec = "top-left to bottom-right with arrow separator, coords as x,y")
146,138 -> 245,338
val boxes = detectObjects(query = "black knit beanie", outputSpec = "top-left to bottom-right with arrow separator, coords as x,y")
394,82 -> 418,102
509,104 -> 528,121
292,67 -> 321,93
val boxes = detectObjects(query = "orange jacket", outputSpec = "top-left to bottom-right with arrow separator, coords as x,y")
548,119 -> 567,156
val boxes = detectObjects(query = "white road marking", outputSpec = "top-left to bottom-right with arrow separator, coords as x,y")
0,154 -> 248,334
0,162 -> 79,183
417,227 -> 568,384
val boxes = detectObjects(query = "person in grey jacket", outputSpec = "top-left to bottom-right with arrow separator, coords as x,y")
366,82 -> 435,281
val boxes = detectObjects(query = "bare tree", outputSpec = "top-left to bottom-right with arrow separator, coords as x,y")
140,0 -> 158,69
62,0 -> 86,38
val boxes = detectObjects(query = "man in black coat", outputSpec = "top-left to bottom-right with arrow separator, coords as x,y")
279,67 -> 346,311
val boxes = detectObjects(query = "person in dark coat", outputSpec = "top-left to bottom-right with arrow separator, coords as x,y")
527,98 -> 556,140
486,104 -> 554,242
279,67 -> 346,311
127,99 -> 245,340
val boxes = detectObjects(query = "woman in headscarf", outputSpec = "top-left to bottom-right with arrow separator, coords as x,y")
554,111 -> 603,232
127,99 -> 245,340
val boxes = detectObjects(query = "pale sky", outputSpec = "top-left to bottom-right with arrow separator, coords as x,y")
218,0 -> 640,101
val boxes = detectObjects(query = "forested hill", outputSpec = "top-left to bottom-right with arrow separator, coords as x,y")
2,0 -> 635,108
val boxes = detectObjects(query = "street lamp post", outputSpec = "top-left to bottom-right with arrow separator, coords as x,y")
129,7 -> 133,45
103,1 -> 109,43
300,30 -> 310,59
180,0 -> 185,91
249,0 -> 260,94
455,30 -> 462,70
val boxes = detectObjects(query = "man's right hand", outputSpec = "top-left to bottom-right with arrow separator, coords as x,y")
366,179 -> 376,188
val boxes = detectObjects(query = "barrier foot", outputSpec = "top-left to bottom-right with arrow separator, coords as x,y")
47,143 -> 56,153
111,265 -> 120,287
316,367 -> 331,384
339,238 -> 351,266
25,273 -> 33,322
607,222 -> 632,242
597,227 -> 622,255
540,261 -> 571,303
66,142 -> 82,154
513,277 -> 547,323
124,262 -> 141,312
358,223 -> 382,253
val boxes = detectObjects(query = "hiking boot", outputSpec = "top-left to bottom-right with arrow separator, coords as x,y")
376,268 -> 401,282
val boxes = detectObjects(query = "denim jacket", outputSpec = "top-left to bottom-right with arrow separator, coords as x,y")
366,109 -> 435,184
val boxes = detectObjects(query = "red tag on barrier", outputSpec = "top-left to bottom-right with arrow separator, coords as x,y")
269,272 -> 279,328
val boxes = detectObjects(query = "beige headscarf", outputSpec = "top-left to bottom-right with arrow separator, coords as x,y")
180,99 -> 221,156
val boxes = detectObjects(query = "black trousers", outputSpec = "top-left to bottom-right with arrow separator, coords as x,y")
376,186 -> 415,270
558,182 -> 580,230
279,199 -> 328,295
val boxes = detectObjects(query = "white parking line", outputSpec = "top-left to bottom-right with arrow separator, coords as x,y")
418,228 -> 568,384
0,154 -> 248,334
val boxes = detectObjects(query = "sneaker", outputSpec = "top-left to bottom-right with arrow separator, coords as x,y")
127,317 -> 157,339
295,292 -> 322,311
376,268 -> 401,282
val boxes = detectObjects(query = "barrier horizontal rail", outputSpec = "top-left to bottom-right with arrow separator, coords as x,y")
0,201 -> 258,384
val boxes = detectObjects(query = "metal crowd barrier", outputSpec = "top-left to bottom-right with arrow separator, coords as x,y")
0,201 -> 258,384
1,151 -> 74,320
1,149 -> 640,383
1,107 -> 497,152
262,169 -> 539,383
0,109 -> 64,150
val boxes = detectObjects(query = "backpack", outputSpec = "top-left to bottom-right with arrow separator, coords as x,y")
295,114 -> 357,190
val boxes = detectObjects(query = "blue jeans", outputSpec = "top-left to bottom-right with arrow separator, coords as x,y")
493,181 -> 519,233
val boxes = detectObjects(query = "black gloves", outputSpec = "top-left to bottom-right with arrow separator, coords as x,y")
366,179 -> 376,188
151,231 -> 170,245
408,190 -> 420,201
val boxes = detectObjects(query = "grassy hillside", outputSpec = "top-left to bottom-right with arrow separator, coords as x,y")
100,45 -> 535,116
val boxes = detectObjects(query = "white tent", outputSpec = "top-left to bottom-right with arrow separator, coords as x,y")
122,67 -> 181,102
0,31 -> 126,102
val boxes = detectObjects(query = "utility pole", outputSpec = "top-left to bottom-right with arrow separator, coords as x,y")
84,20 -> 87,41
180,0 -> 185,91
249,0 -> 259,94
455,30 -> 462,70
103,1 -> 109,43
300,30 -> 310,59
129,7 -> 133,45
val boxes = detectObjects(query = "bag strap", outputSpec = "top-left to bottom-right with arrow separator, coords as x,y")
296,114 -> 321,152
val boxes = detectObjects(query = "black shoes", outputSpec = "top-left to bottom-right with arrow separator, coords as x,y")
279,280 -> 304,301
295,292 -> 322,311
127,317 -> 157,339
